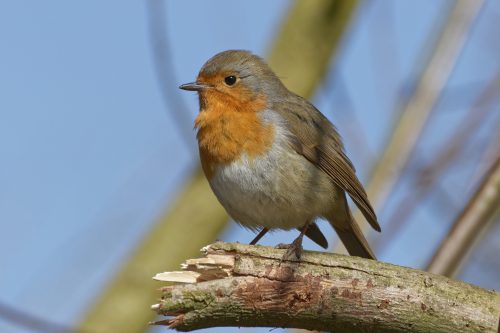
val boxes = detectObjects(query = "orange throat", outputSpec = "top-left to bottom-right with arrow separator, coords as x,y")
194,93 -> 274,179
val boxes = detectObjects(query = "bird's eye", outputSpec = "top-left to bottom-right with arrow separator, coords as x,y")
224,75 -> 237,86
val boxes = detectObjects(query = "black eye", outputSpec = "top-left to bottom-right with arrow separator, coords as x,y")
224,75 -> 237,86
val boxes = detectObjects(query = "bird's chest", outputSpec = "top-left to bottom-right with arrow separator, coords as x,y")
207,137 -> 299,227
195,108 -> 331,229
196,109 -> 288,208
205,136 -> 329,230
195,108 -> 275,179
208,140 -> 288,196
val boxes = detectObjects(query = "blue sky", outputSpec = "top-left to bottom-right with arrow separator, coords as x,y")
0,1 -> 498,332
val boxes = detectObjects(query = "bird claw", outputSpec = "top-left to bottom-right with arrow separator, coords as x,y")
276,238 -> 303,261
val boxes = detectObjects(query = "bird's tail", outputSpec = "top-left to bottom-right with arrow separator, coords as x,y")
330,211 -> 376,260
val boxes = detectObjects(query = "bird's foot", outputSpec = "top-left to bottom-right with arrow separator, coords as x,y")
277,237 -> 304,261
275,224 -> 309,261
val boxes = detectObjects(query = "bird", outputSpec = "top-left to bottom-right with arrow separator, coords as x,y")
179,50 -> 380,260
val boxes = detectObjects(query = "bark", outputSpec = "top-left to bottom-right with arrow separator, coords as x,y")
152,242 -> 500,332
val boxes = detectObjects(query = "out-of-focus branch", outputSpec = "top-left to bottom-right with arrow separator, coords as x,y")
427,156 -> 500,277
147,0 -> 195,149
333,0 -> 485,257
375,74 -> 500,251
152,242 -> 500,332
359,0 -> 485,221
325,72 -> 377,169
78,171 -> 227,333
78,1 -> 360,332
0,301 -> 84,333
267,0 -> 359,97
368,0 -> 400,121
468,115 -> 500,190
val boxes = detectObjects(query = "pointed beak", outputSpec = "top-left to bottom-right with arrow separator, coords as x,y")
179,82 -> 211,91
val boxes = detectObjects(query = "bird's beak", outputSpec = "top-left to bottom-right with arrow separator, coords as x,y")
179,82 -> 211,91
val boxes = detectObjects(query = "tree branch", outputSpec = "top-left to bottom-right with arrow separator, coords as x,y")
151,242 -> 499,332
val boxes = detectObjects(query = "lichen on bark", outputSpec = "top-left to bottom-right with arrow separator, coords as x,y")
152,242 -> 500,332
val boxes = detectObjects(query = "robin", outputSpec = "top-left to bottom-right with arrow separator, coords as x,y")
180,50 -> 380,259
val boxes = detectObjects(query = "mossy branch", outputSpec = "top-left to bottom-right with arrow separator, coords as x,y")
151,242 -> 499,332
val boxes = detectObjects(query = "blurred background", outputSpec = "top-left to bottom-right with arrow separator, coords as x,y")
0,0 -> 499,332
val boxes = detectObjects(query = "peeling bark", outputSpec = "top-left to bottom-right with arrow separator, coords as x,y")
152,242 -> 500,332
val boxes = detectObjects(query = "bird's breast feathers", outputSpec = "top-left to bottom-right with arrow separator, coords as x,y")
195,109 -> 335,229
195,105 -> 277,179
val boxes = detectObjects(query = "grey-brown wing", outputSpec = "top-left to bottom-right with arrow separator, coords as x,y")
273,97 -> 381,232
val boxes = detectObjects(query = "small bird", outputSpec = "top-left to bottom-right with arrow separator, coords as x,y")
180,50 -> 380,259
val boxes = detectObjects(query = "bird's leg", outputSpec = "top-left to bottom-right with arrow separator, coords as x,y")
281,224 -> 310,260
249,227 -> 269,245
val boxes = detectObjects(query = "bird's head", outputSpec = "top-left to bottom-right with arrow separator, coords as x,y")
180,50 -> 286,112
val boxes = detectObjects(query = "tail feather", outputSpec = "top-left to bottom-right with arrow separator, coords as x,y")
331,213 -> 376,260
303,222 -> 328,249
327,190 -> 377,259
333,226 -> 375,259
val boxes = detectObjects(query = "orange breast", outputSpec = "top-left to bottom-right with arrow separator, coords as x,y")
195,92 -> 274,179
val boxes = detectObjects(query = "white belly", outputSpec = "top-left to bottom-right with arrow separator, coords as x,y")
208,126 -> 336,230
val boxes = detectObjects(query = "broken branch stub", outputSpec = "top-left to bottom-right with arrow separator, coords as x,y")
152,242 -> 500,332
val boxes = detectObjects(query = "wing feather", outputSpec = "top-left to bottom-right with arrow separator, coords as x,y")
273,96 -> 381,232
